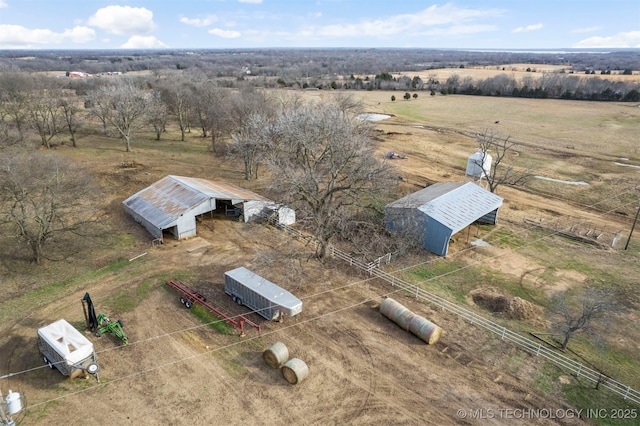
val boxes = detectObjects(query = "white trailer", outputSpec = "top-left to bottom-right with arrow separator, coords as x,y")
37,319 -> 99,380
224,267 -> 302,321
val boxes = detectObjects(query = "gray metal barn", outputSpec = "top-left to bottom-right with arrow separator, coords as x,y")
384,182 -> 503,256
123,175 -> 294,242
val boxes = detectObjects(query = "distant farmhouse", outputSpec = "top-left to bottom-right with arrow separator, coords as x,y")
384,182 -> 503,256
123,175 -> 294,242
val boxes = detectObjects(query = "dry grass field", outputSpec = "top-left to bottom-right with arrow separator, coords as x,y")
1,89 -> 639,425
393,65 -> 640,84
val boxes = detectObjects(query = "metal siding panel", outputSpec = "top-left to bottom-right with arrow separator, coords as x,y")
224,267 -> 302,314
171,176 -> 269,202
424,219 -> 451,256
176,215 -> 197,239
123,204 -> 162,239
422,182 -> 503,233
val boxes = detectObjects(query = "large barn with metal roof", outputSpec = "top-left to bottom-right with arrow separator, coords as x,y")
123,175 -> 294,242
384,182 -> 503,256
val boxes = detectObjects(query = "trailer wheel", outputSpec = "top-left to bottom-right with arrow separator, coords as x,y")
180,297 -> 186,305
87,363 -> 99,375
185,300 -> 192,309
44,356 -> 54,369
232,295 -> 237,303
236,297 -> 242,306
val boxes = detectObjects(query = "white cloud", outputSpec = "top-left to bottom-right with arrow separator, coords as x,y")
574,31 -> 640,48
512,23 -> 543,33
121,35 -> 168,49
0,24 -> 95,48
238,0 -> 263,3
87,6 -> 155,36
208,28 -> 242,38
0,1 -> 7,8
302,4 -> 504,39
423,24 -> 497,37
571,26 -> 602,34
180,16 -> 217,27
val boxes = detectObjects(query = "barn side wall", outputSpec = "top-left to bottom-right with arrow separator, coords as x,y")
424,217 -> 453,257
478,208 -> 499,225
175,215 -> 197,239
123,204 -> 163,240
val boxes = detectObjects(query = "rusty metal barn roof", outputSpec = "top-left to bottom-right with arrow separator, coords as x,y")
386,182 -> 503,233
122,175 -> 268,229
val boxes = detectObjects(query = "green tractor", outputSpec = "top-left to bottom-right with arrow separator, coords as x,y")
95,313 -> 128,345
82,293 -> 129,346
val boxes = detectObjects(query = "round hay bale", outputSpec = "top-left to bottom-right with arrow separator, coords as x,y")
407,314 -> 442,345
281,358 -> 309,385
380,297 -> 416,331
263,342 -> 289,368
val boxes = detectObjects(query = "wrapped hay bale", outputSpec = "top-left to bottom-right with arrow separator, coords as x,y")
380,297 -> 442,345
379,297 -> 416,331
407,314 -> 442,345
263,341 -> 289,368
281,358 -> 309,384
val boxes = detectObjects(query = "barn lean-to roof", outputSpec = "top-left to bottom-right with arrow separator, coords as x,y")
122,175 -> 268,230
386,181 -> 503,233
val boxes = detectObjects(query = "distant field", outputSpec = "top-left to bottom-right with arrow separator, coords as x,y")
352,91 -> 640,161
392,64 -> 640,83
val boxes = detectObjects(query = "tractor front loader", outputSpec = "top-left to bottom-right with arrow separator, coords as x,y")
82,293 -> 129,346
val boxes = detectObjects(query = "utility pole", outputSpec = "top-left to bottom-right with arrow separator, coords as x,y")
625,206 -> 640,250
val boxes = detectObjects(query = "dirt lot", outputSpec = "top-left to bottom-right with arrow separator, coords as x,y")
3,219 -> 588,426
1,92 -> 639,425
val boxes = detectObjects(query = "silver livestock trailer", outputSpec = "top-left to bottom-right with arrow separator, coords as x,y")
224,267 -> 302,321
37,319 -> 99,380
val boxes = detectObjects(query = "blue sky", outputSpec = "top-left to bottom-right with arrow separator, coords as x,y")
0,0 -> 638,50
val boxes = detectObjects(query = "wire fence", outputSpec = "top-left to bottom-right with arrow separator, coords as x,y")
264,215 -> 640,405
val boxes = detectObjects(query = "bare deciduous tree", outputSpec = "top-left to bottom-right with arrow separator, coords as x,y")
263,101 -> 398,258
159,77 -> 192,141
0,71 -> 33,140
205,88 -> 231,153
147,90 -> 168,141
550,286 -> 616,350
26,86 -> 63,149
0,152 -> 104,264
59,91 -> 82,147
227,112 -> 272,180
474,129 -> 531,193
89,81 -> 149,152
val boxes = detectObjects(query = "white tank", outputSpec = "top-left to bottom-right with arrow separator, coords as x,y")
466,151 -> 492,179
5,390 -> 22,415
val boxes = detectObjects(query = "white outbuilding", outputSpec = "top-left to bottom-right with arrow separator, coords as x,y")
123,175 -> 294,242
